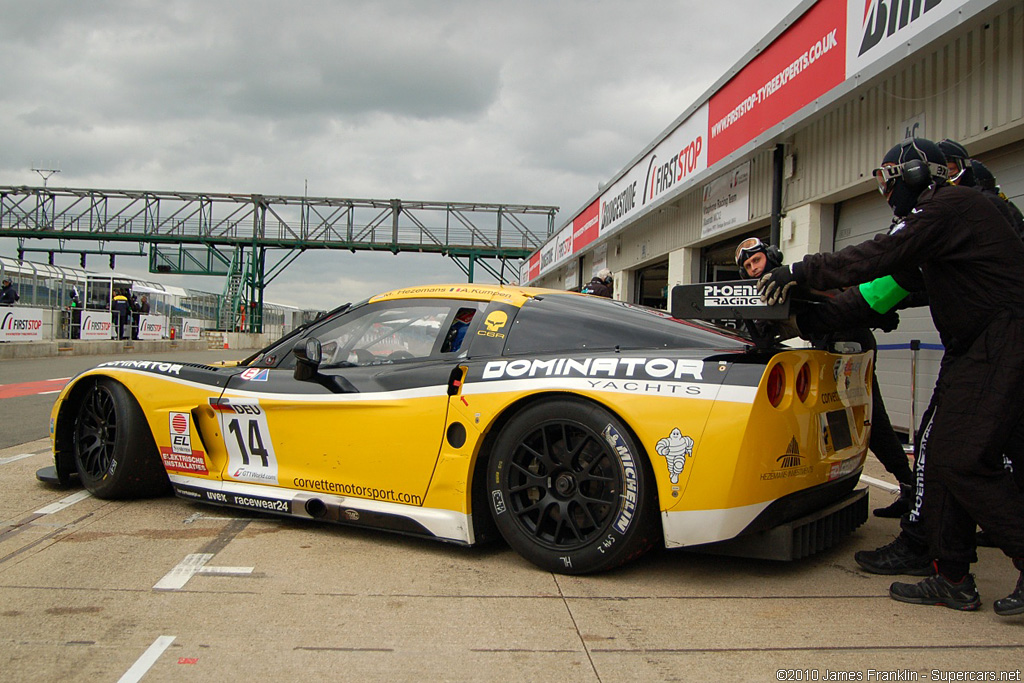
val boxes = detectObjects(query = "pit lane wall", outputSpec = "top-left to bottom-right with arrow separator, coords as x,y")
0,305 -> 276,359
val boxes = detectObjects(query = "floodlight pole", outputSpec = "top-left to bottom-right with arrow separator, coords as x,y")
32,168 -> 61,187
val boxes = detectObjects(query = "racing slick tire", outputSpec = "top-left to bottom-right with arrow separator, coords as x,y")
486,399 -> 659,574
71,377 -> 171,499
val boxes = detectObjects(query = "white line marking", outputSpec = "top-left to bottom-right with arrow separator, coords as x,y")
118,635 -> 176,683
34,490 -> 92,515
154,553 -> 254,590
860,475 -> 899,493
0,453 -> 37,465
198,565 -> 255,576
38,390 -> 62,395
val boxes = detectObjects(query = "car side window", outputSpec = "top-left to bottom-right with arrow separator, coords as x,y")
306,301 -> 490,368
440,307 -> 477,354
327,304 -> 451,366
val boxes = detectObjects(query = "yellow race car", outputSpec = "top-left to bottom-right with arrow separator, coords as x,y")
48,284 -> 871,574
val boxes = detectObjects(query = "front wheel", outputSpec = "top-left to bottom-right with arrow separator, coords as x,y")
72,377 -> 170,499
486,399 -> 659,574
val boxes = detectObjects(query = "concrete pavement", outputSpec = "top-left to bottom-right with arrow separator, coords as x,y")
1,438 -> 1021,682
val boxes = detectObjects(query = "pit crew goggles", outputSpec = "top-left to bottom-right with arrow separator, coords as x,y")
948,157 -> 971,183
872,164 -> 902,196
872,162 -> 950,195
734,237 -> 766,268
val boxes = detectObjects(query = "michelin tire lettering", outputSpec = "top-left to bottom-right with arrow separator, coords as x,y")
602,424 -> 638,535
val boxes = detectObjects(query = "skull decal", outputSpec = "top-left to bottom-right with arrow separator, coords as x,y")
484,311 -> 508,333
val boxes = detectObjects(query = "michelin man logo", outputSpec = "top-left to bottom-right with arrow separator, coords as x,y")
655,428 -> 694,484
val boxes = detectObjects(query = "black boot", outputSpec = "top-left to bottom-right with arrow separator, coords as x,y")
994,559 -> 1024,617
890,566 -> 981,611
854,535 -> 932,576
873,484 -> 913,518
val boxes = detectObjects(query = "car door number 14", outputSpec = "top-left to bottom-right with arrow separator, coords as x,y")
218,399 -> 280,485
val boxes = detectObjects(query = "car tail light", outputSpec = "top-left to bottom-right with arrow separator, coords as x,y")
767,364 -> 785,407
796,363 -> 811,403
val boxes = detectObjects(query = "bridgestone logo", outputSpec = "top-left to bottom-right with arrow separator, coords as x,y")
703,283 -> 760,306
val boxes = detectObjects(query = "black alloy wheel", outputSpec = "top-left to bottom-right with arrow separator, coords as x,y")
71,377 -> 170,499
487,399 -> 657,574
74,380 -> 119,481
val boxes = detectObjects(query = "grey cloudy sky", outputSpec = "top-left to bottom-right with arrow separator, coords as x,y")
1,0 -> 799,309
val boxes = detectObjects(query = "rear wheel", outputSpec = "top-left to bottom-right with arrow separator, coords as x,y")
72,377 -> 170,499
486,399 -> 658,574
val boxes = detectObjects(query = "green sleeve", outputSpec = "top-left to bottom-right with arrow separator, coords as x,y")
858,276 -> 909,314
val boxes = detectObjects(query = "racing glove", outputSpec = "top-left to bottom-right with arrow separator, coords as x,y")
757,265 -> 797,306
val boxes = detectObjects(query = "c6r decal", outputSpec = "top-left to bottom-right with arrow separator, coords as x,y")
211,398 -> 280,485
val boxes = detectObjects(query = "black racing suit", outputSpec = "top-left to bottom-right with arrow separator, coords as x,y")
790,183 -> 1024,565
980,187 -> 1024,239
796,288 -> 913,489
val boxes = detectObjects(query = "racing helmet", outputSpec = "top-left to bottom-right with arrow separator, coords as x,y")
970,159 -> 998,192
937,138 -> 975,186
873,138 -> 949,216
734,236 -> 783,276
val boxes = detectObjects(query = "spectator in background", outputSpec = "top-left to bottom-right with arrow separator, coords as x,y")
581,268 -> 613,298
139,295 -> 150,314
1,278 -> 19,305
112,288 -> 131,340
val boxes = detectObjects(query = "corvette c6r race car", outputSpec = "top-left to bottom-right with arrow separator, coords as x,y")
46,283 -> 872,574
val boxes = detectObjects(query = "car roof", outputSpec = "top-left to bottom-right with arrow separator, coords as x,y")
370,283 -> 574,308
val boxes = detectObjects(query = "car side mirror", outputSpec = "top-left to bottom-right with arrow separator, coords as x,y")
293,337 -> 322,381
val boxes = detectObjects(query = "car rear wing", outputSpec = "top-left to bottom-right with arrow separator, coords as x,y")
670,282 -> 792,349
670,282 -> 789,321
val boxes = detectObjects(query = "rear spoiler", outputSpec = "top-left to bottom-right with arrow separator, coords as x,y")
670,282 -> 791,350
670,282 -> 789,321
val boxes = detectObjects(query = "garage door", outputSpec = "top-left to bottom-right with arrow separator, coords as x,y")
978,142 -> 1024,217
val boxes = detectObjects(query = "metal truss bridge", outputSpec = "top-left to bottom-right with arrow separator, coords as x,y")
0,185 -> 558,331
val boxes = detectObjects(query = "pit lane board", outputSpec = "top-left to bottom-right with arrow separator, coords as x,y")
670,282 -> 790,321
